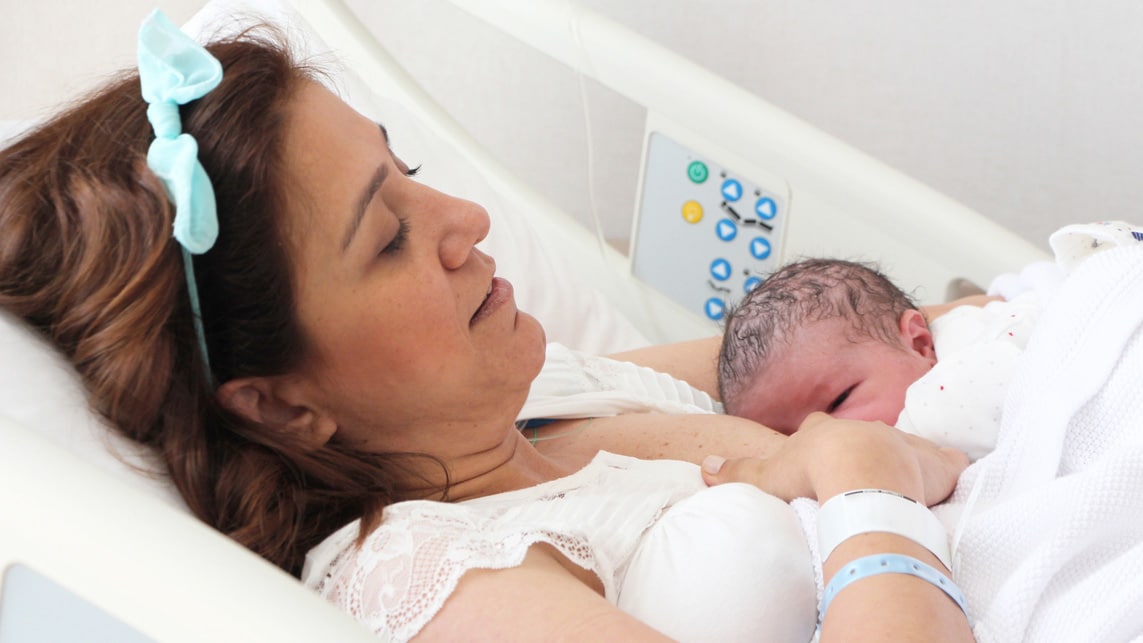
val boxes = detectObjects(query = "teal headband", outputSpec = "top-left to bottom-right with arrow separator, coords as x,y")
138,9 -> 223,383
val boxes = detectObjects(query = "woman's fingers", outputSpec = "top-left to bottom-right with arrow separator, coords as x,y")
701,453 -> 809,501
702,415 -> 970,505
798,411 -> 834,431
921,446 -> 971,505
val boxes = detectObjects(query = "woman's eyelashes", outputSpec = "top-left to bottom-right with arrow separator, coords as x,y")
379,218 -> 409,257
372,162 -> 416,260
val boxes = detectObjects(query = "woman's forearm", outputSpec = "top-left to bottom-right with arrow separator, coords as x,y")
820,533 -> 973,642
530,413 -> 786,468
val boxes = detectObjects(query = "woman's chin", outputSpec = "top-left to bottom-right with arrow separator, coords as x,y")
519,312 -> 548,370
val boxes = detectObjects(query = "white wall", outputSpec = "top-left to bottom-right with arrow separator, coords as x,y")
345,0 -> 1143,251
5,0 -> 1139,252
0,1 -> 202,122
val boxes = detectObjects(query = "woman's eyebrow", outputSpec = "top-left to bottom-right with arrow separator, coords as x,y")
342,163 -> 388,253
340,123 -> 393,253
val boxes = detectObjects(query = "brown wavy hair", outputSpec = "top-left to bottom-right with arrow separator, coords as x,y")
0,31 -> 430,575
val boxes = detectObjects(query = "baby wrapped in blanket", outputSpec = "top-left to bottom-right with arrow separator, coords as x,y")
717,221 -> 1143,461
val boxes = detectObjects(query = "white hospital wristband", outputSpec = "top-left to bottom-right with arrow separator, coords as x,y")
817,489 -> 951,569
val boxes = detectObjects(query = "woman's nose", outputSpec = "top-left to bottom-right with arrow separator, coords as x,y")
438,195 -> 490,270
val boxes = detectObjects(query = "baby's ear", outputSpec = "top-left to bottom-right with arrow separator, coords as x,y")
899,309 -> 936,362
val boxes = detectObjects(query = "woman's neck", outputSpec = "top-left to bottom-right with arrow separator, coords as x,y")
410,426 -> 582,503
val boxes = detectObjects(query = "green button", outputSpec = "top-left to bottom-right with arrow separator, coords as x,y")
687,160 -> 709,184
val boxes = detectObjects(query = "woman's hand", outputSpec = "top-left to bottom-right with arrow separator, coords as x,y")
701,413 -> 968,506
703,414 -> 974,642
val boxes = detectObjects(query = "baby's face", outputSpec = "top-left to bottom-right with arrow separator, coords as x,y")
732,317 -> 936,434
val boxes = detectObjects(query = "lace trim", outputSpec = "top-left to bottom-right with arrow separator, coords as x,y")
306,453 -> 704,642
315,510 -> 600,642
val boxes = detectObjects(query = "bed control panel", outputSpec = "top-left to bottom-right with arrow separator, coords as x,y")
630,132 -> 788,323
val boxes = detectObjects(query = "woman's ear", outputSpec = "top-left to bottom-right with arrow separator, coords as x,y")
899,308 -> 937,363
215,376 -> 338,448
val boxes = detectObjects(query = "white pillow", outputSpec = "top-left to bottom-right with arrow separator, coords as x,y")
0,121 -> 29,144
0,310 -> 186,509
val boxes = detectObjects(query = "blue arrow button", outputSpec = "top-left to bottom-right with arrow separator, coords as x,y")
721,178 -> 743,202
704,297 -> 726,321
755,197 -> 777,220
710,258 -> 732,281
716,219 -> 738,241
744,276 -> 763,293
750,237 -> 772,260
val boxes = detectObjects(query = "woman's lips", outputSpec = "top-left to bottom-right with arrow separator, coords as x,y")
471,276 -> 513,325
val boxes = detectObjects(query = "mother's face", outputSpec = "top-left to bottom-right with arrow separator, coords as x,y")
277,82 -> 546,455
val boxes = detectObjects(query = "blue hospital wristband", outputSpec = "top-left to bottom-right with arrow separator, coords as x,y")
818,553 -> 968,625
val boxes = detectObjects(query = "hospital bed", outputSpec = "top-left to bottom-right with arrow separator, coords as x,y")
0,1 -> 1050,640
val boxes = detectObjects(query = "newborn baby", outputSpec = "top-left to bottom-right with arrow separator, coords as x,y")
717,258 -> 1033,461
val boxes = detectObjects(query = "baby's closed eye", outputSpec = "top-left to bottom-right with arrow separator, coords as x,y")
826,385 -> 856,413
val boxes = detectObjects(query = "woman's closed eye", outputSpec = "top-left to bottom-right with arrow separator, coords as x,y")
379,217 -> 409,257
373,163 -> 418,260
826,385 -> 856,413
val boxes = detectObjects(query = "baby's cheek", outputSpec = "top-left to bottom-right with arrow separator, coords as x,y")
831,400 -> 902,427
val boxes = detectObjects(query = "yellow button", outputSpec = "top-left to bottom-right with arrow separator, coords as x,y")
681,200 -> 704,224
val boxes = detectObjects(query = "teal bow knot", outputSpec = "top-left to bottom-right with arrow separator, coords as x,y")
146,102 -> 182,139
138,8 -> 223,255
147,133 -> 217,254
138,8 -> 224,383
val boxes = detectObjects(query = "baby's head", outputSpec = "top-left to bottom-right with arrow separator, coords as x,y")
718,259 -> 936,434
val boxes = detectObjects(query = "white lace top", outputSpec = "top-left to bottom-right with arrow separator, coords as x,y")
303,453 -> 687,638
302,452 -> 816,642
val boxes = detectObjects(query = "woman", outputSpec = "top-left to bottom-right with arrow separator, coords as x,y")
0,14 -> 971,641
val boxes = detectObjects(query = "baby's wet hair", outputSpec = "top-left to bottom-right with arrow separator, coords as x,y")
717,258 -> 917,415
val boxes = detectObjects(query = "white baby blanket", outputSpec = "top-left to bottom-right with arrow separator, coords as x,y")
937,244 -> 1143,641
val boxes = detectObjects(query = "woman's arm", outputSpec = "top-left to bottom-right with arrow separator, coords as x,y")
818,533 -> 973,641
531,412 -> 786,469
417,545 -> 672,641
920,294 -> 1002,323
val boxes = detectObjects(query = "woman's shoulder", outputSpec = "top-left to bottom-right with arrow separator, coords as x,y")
300,500 -> 519,641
